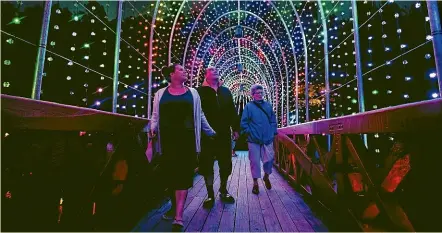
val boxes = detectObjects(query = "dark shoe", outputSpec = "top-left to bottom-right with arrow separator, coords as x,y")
172,219 -> 184,232
252,184 -> 259,194
263,177 -> 272,190
203,197 -> 214,208
219,192 -> 235,203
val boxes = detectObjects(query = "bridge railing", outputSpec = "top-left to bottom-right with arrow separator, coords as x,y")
3,93 -> 442,232
274,98 -> 442,232
1,94 -> 163,231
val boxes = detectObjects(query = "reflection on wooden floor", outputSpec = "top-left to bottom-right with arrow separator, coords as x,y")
132,151 -> 328,232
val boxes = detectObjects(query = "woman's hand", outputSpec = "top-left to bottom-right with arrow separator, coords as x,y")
209,133 -> 217,140
232,131 -> 239,140
149,130 -> 157,138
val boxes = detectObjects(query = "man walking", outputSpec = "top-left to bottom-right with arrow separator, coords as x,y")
240,84 -> 277,194
198,67 -> 239,207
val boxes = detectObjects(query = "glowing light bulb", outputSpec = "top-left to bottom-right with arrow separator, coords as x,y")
12,17 -> 21,24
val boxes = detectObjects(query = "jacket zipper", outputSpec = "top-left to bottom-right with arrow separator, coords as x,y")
215,90 -> 220,110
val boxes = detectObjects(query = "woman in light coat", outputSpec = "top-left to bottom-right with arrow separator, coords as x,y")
240,84 -> 277,194
150,64 -> 216,229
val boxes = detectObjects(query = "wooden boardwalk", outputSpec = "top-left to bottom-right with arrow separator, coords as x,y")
132,152 -> 328,232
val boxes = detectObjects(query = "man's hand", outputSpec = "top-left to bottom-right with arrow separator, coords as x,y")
233,131 -> 240,140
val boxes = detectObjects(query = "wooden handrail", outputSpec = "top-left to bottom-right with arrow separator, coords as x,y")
1,94 -> 148,131
279,98 -> 442,135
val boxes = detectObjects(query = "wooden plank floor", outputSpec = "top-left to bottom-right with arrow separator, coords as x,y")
132,151 -> 328,232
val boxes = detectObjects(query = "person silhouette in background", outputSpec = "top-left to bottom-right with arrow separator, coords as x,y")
150,64 -> 216,230
240,84 -> 277,194
198,67 -> 239,208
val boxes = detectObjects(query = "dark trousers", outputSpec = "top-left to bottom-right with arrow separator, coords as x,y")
198,135 -> 232,189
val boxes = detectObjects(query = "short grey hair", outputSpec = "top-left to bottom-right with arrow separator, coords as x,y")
250,84 -> 264,95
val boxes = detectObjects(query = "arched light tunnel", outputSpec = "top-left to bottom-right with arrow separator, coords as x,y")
165,0 -> 304,127
143,0 -> 440,128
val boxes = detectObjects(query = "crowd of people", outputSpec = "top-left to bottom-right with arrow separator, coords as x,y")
149,64 -> 277,231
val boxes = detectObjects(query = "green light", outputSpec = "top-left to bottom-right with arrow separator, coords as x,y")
8,16 -> 26,25
70,14 -> 83,22
372,90 -> 378,95
351,99 -> 357,104
12,17 -> 21,24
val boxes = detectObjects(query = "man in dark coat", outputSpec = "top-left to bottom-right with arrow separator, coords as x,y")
198,67 -> 239,207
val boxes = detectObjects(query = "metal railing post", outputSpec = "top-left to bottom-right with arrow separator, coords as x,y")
32,0 -> 52,100
112,0 -> 123,113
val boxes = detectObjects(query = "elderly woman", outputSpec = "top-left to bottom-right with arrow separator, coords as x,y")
150,64 -> 216,230
240,84 -> 277,194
